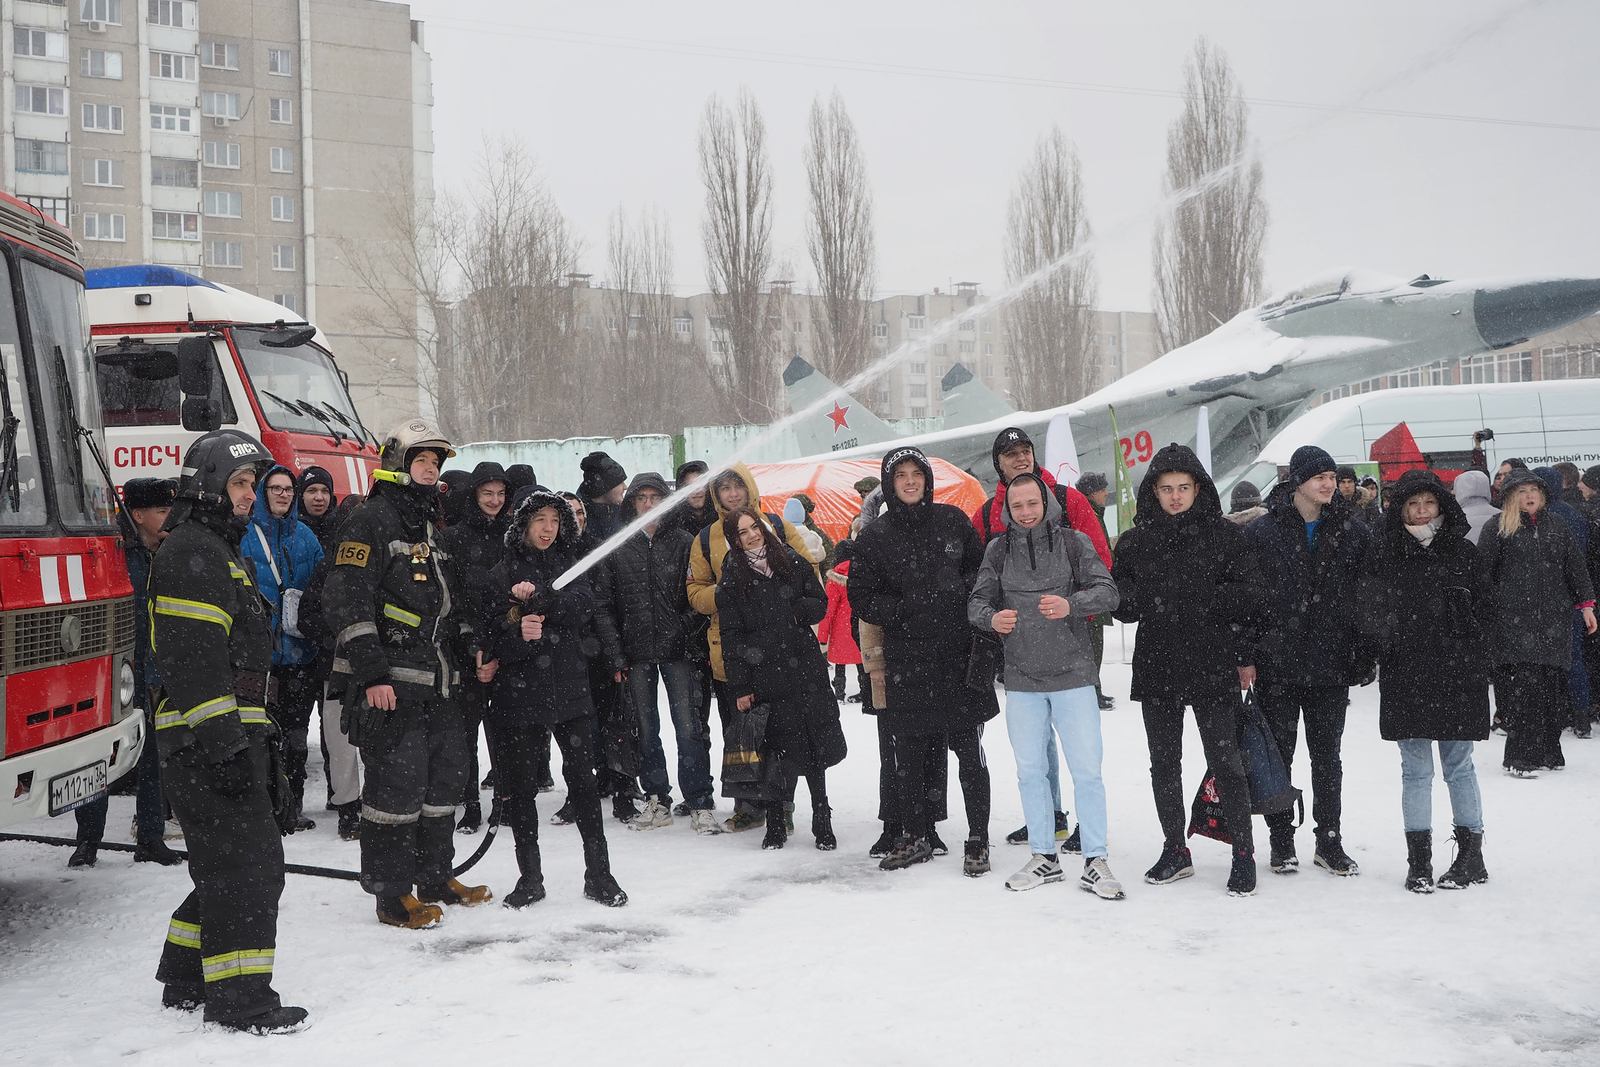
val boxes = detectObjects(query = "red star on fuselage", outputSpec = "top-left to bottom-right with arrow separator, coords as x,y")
827,402 -> 850,433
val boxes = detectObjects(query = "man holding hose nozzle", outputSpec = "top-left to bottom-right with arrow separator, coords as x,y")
323,418 -> 492,930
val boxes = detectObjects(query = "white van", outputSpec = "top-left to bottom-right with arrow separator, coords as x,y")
1227,379 -> 1600,496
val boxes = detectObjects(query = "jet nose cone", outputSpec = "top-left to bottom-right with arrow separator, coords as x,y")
1474,278 -> 1600,350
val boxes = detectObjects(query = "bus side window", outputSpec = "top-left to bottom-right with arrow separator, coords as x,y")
96,348 -> 237,428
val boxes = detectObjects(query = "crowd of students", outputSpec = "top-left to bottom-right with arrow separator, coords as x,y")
77,430 -> 1600,906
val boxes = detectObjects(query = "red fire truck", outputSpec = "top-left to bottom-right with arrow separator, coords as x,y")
0,194 -> 141,829
87,265 -> 379,497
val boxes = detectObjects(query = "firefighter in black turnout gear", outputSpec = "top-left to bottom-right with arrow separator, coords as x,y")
151,430 -> 309,1035
322,418 -> 494,929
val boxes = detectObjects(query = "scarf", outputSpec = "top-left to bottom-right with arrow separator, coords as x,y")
1405,517 -> 1443,547
745,546 -> 773,578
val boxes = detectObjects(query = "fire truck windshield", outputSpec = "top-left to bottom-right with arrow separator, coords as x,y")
232,327 -> 366,441
20,259 -> 116,530
0,252 -> 47,528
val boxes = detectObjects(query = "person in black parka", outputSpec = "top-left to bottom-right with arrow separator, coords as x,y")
1476,467 -> 1597,775
848,446 -> 995,875
717,506 -> 847,851
1243,444 -> 1373,877
484,490 -> 627,909
437,461 -> 513,833
1356,470 -> 1491,893
1112,444 -> 1270,897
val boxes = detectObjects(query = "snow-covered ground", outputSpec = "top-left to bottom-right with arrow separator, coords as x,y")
6,649 -> 1600,1066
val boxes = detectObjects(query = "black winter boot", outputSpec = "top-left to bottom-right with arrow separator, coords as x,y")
214,1005 -> 311,1035
1437,826 -> 1488,889
134,838 -> 185,865
505,798 -> 544,907
1404,830 -> 1434,893
336,803 -> 361,841
812,803 -> 836,851
762,804 -> 788,850
456,802 -> 482,835
584,870 -> 628,907
869,825 -> 900,858
1268,823 -> 1298,874
1227,848 -> 1257,897
1313,827 -> 1359,876
67,842 -> 98,868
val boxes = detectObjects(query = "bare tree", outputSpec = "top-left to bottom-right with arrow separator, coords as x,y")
1003,126 -> 1099,408
343,141 -> 583,443
699,88 -> 779,422
804,91 -> 876,385
595,206 -> 713,435
1151,37 -> 1268,353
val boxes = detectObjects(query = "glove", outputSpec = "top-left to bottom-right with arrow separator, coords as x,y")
266,743 -> 294,833
210,748 -> 252,797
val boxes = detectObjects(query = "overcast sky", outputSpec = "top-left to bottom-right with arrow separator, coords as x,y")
401,0 -> 1598,312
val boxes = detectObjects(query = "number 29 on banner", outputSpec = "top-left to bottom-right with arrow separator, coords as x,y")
1119,430 -> 1154,468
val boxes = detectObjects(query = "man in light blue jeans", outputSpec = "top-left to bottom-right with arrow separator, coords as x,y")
1399,740 -> 1483,839
968,473 -> 1122,896
630,663 -> 714,812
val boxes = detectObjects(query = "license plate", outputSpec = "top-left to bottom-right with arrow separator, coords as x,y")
48,761 -> 108,816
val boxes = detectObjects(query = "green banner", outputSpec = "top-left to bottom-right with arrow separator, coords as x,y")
1109,405 -> 1137,535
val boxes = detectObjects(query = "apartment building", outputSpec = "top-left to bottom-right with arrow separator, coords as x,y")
2,0 -> 433,433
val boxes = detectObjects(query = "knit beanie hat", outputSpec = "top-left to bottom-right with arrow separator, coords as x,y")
1288,445 -> 1337,489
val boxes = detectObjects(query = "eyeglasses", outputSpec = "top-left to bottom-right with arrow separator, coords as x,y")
266,486 -> 295,495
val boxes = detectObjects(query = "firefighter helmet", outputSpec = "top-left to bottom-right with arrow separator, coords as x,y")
174,429 -> 273,514
375,417 -> 456,486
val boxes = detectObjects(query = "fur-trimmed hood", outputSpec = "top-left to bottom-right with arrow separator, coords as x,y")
504,488 -> 581,554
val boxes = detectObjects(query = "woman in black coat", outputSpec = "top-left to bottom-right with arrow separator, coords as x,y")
717,507 -> 846,851
484,490 -> 626,909
1476,468 -> 1597,777
1357,470 -> 1490,893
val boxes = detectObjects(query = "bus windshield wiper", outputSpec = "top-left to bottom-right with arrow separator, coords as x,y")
50,345 -> 90,513
0,345 -> 20,512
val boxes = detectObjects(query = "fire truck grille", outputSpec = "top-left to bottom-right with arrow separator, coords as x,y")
1,598 -> 133,674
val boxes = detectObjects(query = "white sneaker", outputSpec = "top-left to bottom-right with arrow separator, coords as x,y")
1005,853 -> 1065,892
627,796 -> 673,831
689,809 -> 725,835
1079,856 -> 1126,900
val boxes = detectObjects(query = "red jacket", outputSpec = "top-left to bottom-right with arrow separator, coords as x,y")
971,468 -> 1113,569
817,560 -> 862,665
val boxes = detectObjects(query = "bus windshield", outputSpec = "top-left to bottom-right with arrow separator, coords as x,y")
20,258 -> 115,530
0,251 -> 47,528
232,327 -> 366,441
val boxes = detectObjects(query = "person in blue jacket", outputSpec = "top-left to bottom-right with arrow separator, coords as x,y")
241,464 -> 325,832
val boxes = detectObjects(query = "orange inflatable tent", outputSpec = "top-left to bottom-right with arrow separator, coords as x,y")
748,457 -> 987,543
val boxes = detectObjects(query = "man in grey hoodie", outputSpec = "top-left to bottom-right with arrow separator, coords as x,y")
969,473 -> 1122,897
1452,469 -> 1500,544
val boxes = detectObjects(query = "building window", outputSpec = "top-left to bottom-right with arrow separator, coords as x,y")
958,340 -> 974,354
151,51 -> 195,81
984,343 -> 994,355
15,28 -> 68,60
267,48 -> 293,76
201,92 -> 241,121
1541,344 -> 1600,381
19,86 -> 67,117
933,343 -> 947,357
872,323 -> 888,338
909,383 -> 928,398
149,103 -> 192,132
272,244 -> 296,271
147,0 -> 188,27
150,156 -> 198,188
206,239 -> 243,268
83,212 -> 126,242
910,406 -> 926,419
21,196 -> 71,226
959,319 -> 975,332
270,195 -> 295,223
268,98 -> 294,125
81,102 -> 125,132
203,140 -> 241,168
79,0 -> 122,25
1459,350 -> 1533,385
907,315 -> 926,331
203,190 -> 242,218
673,317 -> 692,336
201,41 -> 240,70
79,47 -> 123,78
909,361 -> 927,374
272,292 -> 299,314
84,157 -> 123,186
151,210 -> 199,241
16,138 -> 69,175
268,146 -> 294,173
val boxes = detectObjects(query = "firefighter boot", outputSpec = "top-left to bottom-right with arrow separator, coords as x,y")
418,877 -> 494,907
376,894 -> 444,929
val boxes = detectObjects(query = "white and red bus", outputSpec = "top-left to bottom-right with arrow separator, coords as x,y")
0,193 -> 143,829
87,266 -> 378,497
